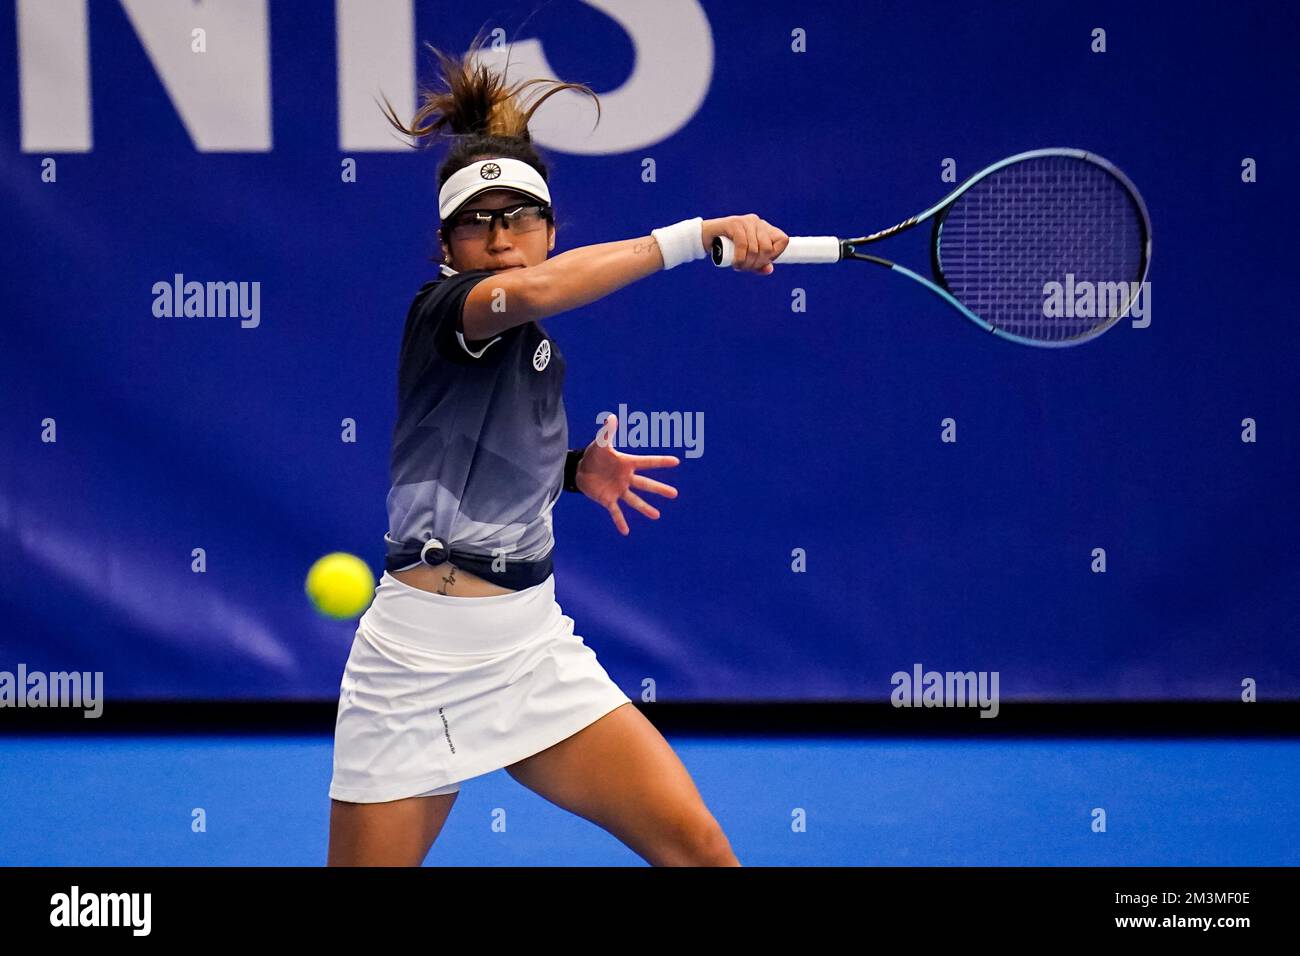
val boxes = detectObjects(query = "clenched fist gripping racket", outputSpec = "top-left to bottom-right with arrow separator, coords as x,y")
712,148 -> 1152,347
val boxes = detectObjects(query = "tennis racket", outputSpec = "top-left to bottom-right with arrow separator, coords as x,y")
712,148 -> 1152,347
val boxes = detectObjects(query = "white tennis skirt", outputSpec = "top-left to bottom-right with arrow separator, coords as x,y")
329,570 -> 632,803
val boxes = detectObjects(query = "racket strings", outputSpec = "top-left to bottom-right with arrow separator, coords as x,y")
936,156 -> 1146,342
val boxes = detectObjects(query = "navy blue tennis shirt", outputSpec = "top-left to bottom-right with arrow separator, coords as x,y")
383,263 -> 569,589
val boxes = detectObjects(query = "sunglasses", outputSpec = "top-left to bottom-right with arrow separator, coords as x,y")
446,203 -> 553,241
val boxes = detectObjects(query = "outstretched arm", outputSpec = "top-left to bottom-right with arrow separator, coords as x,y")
462,215 -> 789,340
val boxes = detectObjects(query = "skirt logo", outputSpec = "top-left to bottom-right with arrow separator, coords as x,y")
438,706 -> 456,754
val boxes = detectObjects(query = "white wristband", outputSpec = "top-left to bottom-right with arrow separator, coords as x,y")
651,217 -> 707,270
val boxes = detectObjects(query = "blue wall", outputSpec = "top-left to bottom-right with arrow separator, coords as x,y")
2,1 -> 1297,700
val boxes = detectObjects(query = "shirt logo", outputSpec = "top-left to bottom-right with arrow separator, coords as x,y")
480,162 -> 501,180
532,340 -> 552,371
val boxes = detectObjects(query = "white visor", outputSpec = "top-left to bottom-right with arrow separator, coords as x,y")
438,158 -> 552,221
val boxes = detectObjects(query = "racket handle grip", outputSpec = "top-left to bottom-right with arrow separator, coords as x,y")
711,235 -> 842,267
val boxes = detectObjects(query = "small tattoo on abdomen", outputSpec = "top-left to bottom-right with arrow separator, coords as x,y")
438,566 -> 457,594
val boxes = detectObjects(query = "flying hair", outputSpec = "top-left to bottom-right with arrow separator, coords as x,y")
380,28 -> 601,146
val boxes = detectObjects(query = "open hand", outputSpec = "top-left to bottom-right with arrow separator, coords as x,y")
576,413 -> 680,535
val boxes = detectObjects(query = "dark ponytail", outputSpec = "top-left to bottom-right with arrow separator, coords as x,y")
381,27 -> 602,235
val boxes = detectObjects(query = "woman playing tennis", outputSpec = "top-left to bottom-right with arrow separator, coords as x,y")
327,35 -> 788,867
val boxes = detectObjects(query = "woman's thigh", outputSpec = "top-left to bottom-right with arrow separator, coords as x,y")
327,791 -> 459,866
504,703 -> 737,865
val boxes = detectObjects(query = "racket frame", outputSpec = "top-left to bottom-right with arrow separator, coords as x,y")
840,148 -> 1153,347
710,148 -> 1154,348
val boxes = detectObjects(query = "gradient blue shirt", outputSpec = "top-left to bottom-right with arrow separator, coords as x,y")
384,264 -> 567,588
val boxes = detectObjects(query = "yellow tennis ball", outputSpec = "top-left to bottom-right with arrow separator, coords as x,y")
305,552 -> 376,620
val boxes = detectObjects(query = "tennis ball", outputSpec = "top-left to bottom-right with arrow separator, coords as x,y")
305,552 -> 376,620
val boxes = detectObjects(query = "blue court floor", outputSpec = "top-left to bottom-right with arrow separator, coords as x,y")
1,736 -> 1296,865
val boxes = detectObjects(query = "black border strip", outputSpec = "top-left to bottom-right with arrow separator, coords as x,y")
1,700 -> 1296,737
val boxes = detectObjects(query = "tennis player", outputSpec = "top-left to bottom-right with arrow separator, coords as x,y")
327,36 -> 788,866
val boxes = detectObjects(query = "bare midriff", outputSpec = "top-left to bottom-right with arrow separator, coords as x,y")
391,561 -> 517,597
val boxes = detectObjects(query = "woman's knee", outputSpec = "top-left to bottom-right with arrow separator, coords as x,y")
658,812 -> 738,866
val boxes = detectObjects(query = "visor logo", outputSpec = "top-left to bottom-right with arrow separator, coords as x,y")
480,162 -> 501,180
